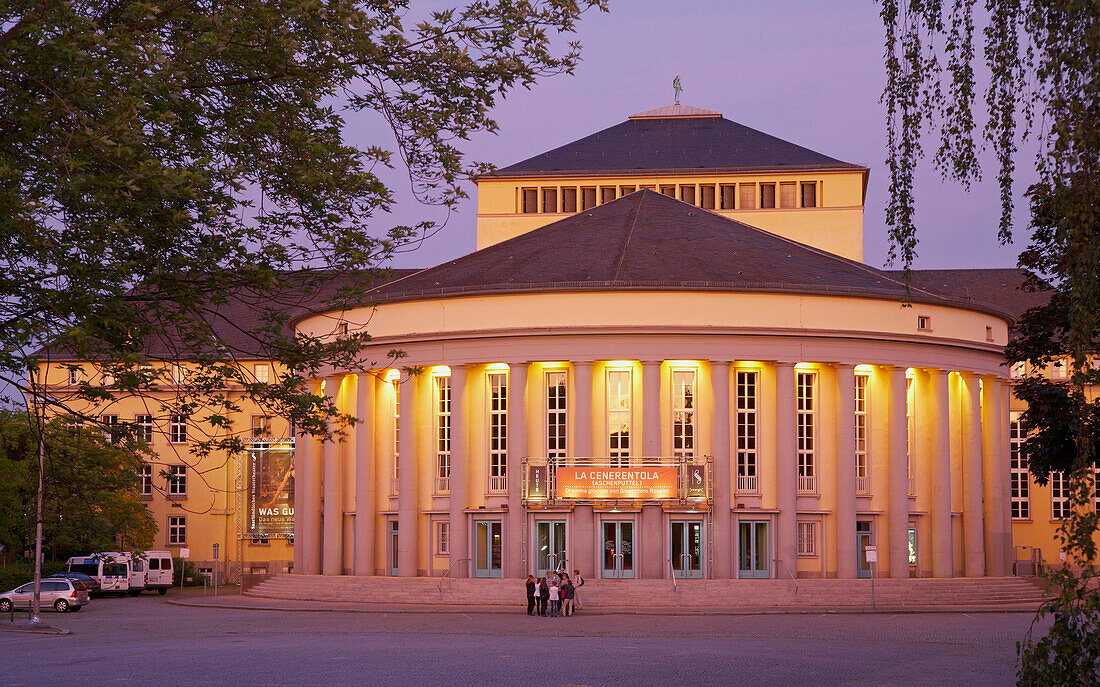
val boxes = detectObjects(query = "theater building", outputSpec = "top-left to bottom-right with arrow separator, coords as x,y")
291,105 -> 1021,581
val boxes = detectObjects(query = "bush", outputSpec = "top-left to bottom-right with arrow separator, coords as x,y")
0,560 -> 65,593
172,558 -> 205,586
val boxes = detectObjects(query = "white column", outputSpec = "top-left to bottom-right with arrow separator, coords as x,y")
507,362 -> 528,577
929,369 -> 953,578
835,364 -> 857,579
296,378 -> 323,575
887,366 -> 909,579
1000,380 -> 1014,575
710,361 -> 733,579
775,362 -> 797,578
322,375 -> 343,575
573,362 -> 594,457
961,373 -> 985,577
449,365 -> 469,577
642,360 -> 662,456
354,373 -> 376,576
397,373 -> 419,576
980,375 -> 1005,575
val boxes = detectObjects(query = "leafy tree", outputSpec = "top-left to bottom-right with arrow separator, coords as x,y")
880,2 -> 1099,682
0,408 -> 156,561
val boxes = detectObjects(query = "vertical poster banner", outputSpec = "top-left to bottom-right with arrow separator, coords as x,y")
528,464 -> 548,499
246,442 -> 295,537
686,464 -> 707,498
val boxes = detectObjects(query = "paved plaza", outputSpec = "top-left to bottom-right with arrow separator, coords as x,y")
0,594 -> 1045,686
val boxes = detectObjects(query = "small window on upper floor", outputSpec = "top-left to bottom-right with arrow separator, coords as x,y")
986,326 -> 994,342
581,187 -> 597,210
254,363 -> 270,384
542,188 -> 558,213
700,185 -> 716,210
1052,360 -> 1068,379
720,184 -> 736,209
562,188 -> 578,213
1010,361 -> 1026,378
801,182 -> 817,208
679,185 -> 696,205
619,185 -> 636,195
739,183 -> 756,210
779,182 -> 796,208
761,183 -> 776,209
600,186 -> 617,204
660,185 -> 676,198
68,368 -> 81,385
917,315 -> 931,331
521,188 -> 538,213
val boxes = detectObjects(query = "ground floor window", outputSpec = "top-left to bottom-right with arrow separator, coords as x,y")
168,516 -> 186,544
1051,472 -> 1070,519
797,521 -> 818,557
435,521 -> 450,556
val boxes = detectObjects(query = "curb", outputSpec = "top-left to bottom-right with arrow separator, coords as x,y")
167,597 -> 1043,616
0,622 -> 72,635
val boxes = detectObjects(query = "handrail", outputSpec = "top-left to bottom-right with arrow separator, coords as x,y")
774,558 -> 798,599
437,558 -> 471,601
668,558 -> 677,593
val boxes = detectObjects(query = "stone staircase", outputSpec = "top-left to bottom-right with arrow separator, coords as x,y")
245,574 -> 1049,610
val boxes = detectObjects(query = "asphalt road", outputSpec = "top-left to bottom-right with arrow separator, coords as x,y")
0,594 -> 1045,686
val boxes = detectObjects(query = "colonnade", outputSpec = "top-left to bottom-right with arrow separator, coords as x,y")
292,360 -> 1013,580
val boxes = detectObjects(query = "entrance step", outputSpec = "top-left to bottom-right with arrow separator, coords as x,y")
245,575 -> 1050,609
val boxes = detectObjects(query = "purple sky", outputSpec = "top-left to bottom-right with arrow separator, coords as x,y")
361,0 -> 1033,272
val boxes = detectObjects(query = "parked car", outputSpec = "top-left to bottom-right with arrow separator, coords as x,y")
47,572 -> 101,597
0,578 -> 90,613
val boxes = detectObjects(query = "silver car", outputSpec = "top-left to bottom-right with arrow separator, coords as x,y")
0,578 -> 90,613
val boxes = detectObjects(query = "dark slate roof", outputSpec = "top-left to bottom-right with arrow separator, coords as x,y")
889,268 -> 1050,320
363,190 -> 1007,318
484,107 -> 866,178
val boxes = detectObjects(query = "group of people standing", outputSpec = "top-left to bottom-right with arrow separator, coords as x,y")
526,569 -> 583,617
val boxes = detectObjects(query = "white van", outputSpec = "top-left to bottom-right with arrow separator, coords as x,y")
133,551 -> 174,594
66,553 -> 132,595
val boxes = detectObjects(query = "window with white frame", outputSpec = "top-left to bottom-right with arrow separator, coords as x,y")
168,465 -> 187,496
1010,361 -> 1026,378
392,380 -> 400,494
169,414 -> 187,444
1052,359 -> 1068,379
1010,412 -> 1030,519
607,369 -> 632,465
252,415 -> 271,438
138,464 -> 153,497
1051,471 -> 1070,519
546,371 -> 567,459
672,370 -> 696,459
172,364 -> 187,385
796,372 -> 817,493
254,363 -> 270,384
101,414 -> 120,443
736,371 -> 758,492
168,516 -> 186,544
488,372 -> 508,492
855,374 -> 870,494
435,375 -> 451,494
797,521 -> 818,556
435,521 -> 450,555
136,414 -> 154,443
68,367 -> 81,385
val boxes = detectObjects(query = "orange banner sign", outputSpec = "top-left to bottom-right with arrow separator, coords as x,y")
555,466 -> 679,500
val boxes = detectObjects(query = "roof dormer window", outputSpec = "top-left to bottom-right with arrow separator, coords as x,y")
761,183 -> 776,209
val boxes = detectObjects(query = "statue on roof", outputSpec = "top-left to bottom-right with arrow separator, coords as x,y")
673,75 -> 682,105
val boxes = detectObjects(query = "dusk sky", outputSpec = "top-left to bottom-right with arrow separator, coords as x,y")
359,0 -> 1034,272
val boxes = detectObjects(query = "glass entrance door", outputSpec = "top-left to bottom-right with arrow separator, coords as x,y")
536,520 -> 567,575
388,521 -> 399,576
601,521 -> 634,578
671,521 -> 703,578
857,520 -> 873,579
738,520 -> 769,579
474,520 -> 502,578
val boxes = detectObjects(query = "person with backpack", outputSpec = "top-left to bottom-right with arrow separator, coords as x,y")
573,569 -> 585,611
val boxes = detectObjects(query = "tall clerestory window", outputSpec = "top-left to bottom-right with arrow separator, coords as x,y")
672,370 -> 696,459
488,372 -> 508,492
607,369 -> 632,466
546,371 -> 567,459
736,371 -> 758,493
854,374 -> 870,494
1010,412 -> 1030,519
435,375 -> 451,494
796,372 -> 817,493
391,378 -> 400,496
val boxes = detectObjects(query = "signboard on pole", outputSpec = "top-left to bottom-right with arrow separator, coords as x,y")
246,442 -> 295,538
556,466 -> 678,500
864,545 -> 878,563
179,548 -> 190,559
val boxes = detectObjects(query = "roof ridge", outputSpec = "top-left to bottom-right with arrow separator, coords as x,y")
612,192 -> 647,281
